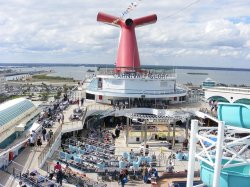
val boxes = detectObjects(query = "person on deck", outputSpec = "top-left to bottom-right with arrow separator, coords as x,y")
115,126 -> 120,138
166,161 -> 174,173
29,134 -> 35,147
119,170 -> 127,187
54,162 -> 62,171
142,165 -> 149,183
37,135 -> 42,148
42,128 -> 47,141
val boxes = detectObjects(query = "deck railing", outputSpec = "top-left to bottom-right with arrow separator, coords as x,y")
38,124 -> 62,167
6,160 -> 59,187
206,86 -> 250,93
97,68 -> 176,78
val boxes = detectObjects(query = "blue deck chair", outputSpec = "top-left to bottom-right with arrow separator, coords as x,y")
59,151 -> 66,160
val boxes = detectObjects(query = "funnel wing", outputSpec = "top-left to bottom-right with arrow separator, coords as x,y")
134,14 -> 157,27
97,12 -> 122,27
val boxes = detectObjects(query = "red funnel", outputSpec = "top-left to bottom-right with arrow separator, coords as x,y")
97,12 -> 157,72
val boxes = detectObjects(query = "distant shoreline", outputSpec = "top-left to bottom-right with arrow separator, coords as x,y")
187,72 -> 208,75
1,63 -> 250,72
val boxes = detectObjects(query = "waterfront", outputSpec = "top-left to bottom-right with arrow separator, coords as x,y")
3,65 -> 250,86
176,69 -> 250,86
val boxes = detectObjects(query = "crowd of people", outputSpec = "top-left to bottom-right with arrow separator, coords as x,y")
47,161 -> 106,187
209,100 -> 218,112
28,128 -> 54,149
141,165 -> 159,184
18,169 -> 58,187
27,93 -> 74,149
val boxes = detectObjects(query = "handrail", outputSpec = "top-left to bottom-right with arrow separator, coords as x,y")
46,161 -> 107,187
87,84 -> 187,95
206,87 -> 250,93
86,104 -> 112,112
81,107 -> 88,126
62,121 -> 83,133
97,69 -> 176,78
38,124 -> 62,167
6,160 -> 59,187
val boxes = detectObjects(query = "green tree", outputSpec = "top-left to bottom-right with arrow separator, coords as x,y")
41,92 -> 49,101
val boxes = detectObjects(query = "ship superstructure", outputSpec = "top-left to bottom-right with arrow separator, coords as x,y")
86,12 -> 187,106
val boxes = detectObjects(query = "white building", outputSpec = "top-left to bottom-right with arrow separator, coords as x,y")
5,73 -> 31,81
0,74 -> 5,94
202,78 -> 216,89
204,86 -> 250,104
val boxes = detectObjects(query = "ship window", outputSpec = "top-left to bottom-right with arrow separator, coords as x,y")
86,93 -> 95,100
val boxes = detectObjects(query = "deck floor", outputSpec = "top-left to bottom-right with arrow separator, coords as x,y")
1,102 -> 201,187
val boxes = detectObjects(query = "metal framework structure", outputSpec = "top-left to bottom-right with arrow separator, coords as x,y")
125,113 -> 191,147
187,120 -> 250,187
125,112 -> 190,123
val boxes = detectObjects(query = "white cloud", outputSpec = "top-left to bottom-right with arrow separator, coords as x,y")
0,0 -> 250,67
246,54 -> 250,60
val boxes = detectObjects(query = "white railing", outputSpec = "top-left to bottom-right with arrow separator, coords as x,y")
62,121 -> 83,133
187,120 -> 250,187
6,160 -> 59,187
86,104 -> 112,112
97,68 -> 176,77
38,124 -> 62,168
88,86 -> 187,95
206,87 -> 250,93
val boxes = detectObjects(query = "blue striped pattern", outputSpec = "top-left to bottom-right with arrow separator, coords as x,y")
0,99 -> 34,127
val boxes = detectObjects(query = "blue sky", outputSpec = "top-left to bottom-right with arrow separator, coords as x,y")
0,0 -> 250,68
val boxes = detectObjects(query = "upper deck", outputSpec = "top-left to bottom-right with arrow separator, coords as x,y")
96,67 -> 176,80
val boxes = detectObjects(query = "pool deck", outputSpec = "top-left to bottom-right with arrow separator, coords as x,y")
0,101 -> 201,186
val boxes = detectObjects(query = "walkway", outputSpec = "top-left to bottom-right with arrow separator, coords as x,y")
0,104 -> 79,186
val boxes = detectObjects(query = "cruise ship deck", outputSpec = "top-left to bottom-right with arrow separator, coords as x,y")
0,99 -> 203,187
